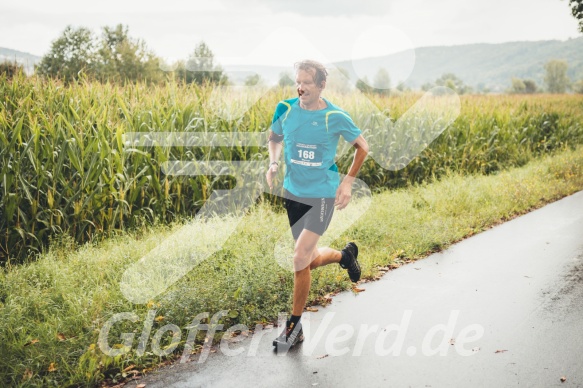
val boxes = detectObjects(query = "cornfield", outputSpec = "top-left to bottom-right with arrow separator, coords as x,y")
1,74 -> 582,263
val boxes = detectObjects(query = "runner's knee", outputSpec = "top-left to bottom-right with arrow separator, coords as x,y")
295,250 -> 319,271
308,249 -> 320,270
293,246 -> 313,270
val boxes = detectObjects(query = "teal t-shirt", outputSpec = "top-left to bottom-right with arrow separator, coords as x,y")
271,97 -> 361,198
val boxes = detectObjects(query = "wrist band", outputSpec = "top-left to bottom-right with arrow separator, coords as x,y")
269,161 -> 279,167
268,132 -> 284,143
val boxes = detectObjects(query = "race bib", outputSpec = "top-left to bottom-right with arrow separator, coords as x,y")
290,142 -> 323,167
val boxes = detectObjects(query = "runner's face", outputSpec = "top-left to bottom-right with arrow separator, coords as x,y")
296,69 -> 324,107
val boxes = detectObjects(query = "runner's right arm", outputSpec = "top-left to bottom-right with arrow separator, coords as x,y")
266,131 -> 284,190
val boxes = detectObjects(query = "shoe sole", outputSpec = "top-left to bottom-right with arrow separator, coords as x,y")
272,334 -> 304,348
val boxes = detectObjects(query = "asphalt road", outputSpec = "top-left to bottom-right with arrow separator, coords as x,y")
133,190 -> 583,388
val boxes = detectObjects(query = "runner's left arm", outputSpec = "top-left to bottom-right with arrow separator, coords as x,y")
335,135 -> 369,210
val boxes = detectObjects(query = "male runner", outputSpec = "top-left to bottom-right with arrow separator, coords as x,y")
266,60 -> 369,351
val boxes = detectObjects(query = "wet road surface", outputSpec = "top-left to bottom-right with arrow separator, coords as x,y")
134,190 -> 583,388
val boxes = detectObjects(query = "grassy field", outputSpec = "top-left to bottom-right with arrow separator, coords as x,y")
1,143 -> 582,387
1,74 -> 582,262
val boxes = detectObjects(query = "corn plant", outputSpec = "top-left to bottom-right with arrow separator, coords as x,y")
1,73 -> 582,264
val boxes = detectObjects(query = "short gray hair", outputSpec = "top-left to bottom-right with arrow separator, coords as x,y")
294,60 -> 328,86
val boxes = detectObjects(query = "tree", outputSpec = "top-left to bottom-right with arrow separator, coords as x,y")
421,82 -> 434,91
544,59 -> 570,93
573,79 -> 583,94
510,78 -> 526,94
509,78 -> 538,94
278,71 -> 295,87
523,79 -> 538,94
568,0 -> 583,33
36,26 -> 97,82
435,73 -> 472,94
36,24 -> 162,83
183,42 -> 228,85
373,68 -> 391,95
96,24 -> 161,83
244,73 -> 263,86
355,76 -> 373,93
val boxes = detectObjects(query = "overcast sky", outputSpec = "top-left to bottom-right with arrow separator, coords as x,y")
0,0 -> 580,67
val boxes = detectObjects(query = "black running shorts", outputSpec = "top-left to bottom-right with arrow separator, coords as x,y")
284,189 -> 335,240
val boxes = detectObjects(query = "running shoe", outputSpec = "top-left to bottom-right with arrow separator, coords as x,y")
272,321 -> 304,351
340,242 -> 361,282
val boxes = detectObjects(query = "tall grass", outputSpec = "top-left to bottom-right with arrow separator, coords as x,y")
1,74 -> 582,263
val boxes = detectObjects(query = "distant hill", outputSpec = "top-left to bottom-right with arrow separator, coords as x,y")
336,37 -> 583,92
0,48 -> 41,74
3,37 -> 583,90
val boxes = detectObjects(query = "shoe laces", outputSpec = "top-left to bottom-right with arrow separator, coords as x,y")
347,256 -> 360,273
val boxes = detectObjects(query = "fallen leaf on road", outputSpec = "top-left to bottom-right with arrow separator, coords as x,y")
123,365 -> 136,372
560,376 -> 567,383
305,307 -> 319,312
352,287 -> 365,293
314,293 -> 333,306
494,349 -> 508,354
316,354 -> 328,359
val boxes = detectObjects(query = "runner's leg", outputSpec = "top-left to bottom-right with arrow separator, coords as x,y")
292,229 -> 321,316
309,247 -> 341,270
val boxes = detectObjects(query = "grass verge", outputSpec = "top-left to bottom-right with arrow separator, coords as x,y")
1,144 -> 583,386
